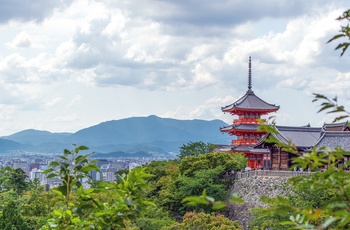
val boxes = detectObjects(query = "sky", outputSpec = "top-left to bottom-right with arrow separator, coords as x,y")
0,0 -> 349,136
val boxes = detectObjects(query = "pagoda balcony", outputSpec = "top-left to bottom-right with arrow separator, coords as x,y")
231,139 -> 258,145
233,118 -> 265,124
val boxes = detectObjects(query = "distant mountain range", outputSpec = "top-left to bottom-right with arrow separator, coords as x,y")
0,115 -> 231,157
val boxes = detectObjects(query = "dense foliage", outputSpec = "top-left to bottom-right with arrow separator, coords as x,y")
164,212 -> 243,230
144,151 -> 246,219
0,144 -> 246,230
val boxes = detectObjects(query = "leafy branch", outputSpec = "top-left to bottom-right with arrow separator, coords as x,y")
312,93 -> 349,123
327,9 -> 350,56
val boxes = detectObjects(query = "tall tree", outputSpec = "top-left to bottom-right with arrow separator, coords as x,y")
179,141 -> 216,159
9,168 -> 28,197
0,166 -> 28,197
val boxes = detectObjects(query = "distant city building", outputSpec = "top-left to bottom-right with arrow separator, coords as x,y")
103,172 -> 116,182
30,168 -> 47,184
129,162 -> 141,170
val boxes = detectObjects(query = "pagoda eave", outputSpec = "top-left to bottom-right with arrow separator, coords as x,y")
222,108 -> 278,115
220,129 -> 266,135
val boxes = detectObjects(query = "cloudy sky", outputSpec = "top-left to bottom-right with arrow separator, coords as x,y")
0,0 -> 349,136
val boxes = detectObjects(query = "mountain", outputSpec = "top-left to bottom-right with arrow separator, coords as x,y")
1,115 -> 231,155
0,138 -> 35,153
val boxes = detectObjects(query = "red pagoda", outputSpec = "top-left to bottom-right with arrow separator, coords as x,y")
220,57 -> 279,169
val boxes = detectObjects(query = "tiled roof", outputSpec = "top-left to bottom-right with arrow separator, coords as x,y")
323,121 -> 348,131
222,90 -> 279,112
315,131 -> 350,151
255,125 -> 322,149
274,126 -> 322,148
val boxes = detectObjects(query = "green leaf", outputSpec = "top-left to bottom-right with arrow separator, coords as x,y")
321,217 -> 337,228
229,196 -> 244,203
81,164 -> 100,173
42,168 -> 54,174
182,196 -> 209,206
46,173 -> 58,179
53,209 -> 63,216
212,201 -> 227,210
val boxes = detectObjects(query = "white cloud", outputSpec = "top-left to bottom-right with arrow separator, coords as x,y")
6,31 -> 31,48
0,0 -> 348,135
46,97 -> 62,107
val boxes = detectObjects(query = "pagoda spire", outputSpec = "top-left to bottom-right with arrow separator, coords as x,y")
248,56 -> 252,91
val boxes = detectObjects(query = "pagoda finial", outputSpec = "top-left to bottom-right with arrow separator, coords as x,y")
248,56 -> 252,91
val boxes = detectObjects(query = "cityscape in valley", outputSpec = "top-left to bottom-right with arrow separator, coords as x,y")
0,116 -> 230,188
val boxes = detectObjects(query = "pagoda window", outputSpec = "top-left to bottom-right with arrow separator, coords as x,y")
244,135 -> 248,140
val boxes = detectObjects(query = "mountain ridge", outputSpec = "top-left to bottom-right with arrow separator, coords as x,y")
1,115 -> 231,155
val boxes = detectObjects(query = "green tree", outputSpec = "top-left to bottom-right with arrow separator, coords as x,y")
21,187 -> 57,229
28,178 -> 41,190
134,206 -> 175,230
163,212 -> 243,230
0,166 -> 29,197
179,141 -> 216,159
0,199 -> 30,230
175,167 -> 228,214
41,145 -> 100,229
0,166 -> 12,191
179,151 -> 246,177
9,168 -> 28,197
114,168 -> 129,181
146,152 -> 246,218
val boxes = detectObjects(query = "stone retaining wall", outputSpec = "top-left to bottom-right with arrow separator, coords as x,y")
227,175 -> 289,230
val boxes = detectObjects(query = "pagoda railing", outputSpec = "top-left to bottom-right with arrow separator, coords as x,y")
231,139 -> 258,145
233,118 -> 265,124
233,170 -> 313,180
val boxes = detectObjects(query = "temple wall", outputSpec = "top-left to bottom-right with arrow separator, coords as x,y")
271,151 -> 290,170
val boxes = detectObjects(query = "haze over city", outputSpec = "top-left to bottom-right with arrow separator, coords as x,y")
0,0 -> 349,136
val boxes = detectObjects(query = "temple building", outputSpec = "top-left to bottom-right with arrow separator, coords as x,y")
255,123 -> 350,170
220,57 -> 279,169
219,58 -> 350,170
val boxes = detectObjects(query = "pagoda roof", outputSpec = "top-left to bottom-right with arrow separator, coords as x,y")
221,57 -> 279,113
315,131 -> 350,151
222,90 -> 280,113
232,145 -> 252,151
220,123 -> 259,132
